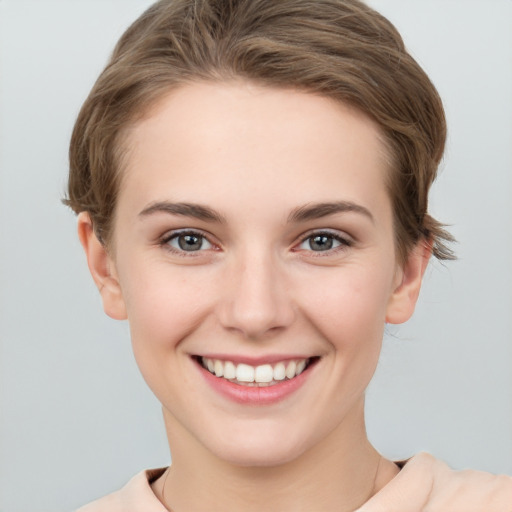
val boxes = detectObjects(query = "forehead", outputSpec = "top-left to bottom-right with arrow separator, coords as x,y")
119,81 -> 391,222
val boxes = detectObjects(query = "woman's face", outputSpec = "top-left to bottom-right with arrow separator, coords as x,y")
88,82 -> 425,466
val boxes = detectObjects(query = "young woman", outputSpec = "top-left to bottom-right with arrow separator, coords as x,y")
66,0 -> 512,510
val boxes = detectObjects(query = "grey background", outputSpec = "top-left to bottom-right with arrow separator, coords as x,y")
1,1 -> 511,511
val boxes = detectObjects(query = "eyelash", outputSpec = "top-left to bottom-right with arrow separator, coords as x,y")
295,230 -> 353,255
159,229 -> 216,256
158,229 -> 353,256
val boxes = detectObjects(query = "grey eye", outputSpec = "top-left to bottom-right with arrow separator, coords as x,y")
169,233 -> 212,252
299,234 -> 344,252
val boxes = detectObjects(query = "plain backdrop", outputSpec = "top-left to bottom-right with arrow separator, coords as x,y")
1,1 -> 511,511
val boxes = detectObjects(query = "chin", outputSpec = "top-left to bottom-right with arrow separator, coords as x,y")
214,444 -> 306,468
203,423 -> 312,468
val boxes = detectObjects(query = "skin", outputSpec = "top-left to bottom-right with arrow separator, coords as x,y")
79,81 -> 430,511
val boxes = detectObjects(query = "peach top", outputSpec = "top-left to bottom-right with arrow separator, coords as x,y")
76,453 -> 512,511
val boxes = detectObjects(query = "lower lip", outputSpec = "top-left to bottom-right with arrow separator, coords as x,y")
195,360 -> 316,405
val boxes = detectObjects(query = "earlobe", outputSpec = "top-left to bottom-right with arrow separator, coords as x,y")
77,212 -> 127,320
385,240 -> 432,324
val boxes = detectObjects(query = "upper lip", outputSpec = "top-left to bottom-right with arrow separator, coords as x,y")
193,354 -> 317,366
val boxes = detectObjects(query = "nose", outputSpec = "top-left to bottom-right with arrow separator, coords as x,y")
217,250 -> 296,340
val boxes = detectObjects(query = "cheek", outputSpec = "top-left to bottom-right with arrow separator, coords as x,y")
125,270 -> 210,338
118,264 -> 217,381
302,263 -> 394,345
297,263 -> 395,392
122,280 -> 213,416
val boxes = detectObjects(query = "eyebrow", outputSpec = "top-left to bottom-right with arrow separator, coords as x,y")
138,200 -> 374,225
138,201 -> 226,223
287,201 -> 374,224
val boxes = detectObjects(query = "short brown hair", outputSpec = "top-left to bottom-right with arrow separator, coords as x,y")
65,0 -> 454,262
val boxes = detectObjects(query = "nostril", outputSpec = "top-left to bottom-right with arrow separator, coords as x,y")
218,293 -> 296,339
215,258 -> 296,339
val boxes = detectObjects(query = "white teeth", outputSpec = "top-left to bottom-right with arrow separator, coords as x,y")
236,363 -> 255,382
273,362 -> 286,381
254,364 -> 273,383
201,357 -> 311,384
296,359 -> 306,375
285,361 -> 297,379
214,359 -> 223,377
224,361 -> 236,379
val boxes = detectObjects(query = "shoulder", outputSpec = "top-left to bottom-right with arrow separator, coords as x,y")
358,453 -> 512,512
75,468 -> 167,512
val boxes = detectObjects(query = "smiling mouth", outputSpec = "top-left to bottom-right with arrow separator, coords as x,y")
196,356 -> 318,387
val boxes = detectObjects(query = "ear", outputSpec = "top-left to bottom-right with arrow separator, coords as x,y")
385,239 -> 432,324
77,212 -> 127,320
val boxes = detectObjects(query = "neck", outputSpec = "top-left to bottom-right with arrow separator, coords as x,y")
155,400 -> 394,512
